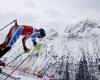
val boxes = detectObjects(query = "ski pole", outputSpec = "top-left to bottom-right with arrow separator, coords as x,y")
4,48 -> 36,80
5,53 -> 23,67
0,20 -> 16,31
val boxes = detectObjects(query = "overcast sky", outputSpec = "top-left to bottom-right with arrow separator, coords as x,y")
0,0 -> 100,31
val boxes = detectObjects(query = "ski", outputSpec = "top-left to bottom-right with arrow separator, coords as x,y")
4,44 -> 42,80
5,44 -> 43,67
1,52 -> 24,70
0,71 -> 20,80
5,53 -> 23,66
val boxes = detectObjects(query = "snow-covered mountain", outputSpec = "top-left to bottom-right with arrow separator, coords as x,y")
65,19 -> 100,38
1,19 -> 100,80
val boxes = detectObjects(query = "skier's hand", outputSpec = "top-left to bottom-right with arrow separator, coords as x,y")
24,47 -> 30,53
33,41 -> 37,47
25,49 -> 30,53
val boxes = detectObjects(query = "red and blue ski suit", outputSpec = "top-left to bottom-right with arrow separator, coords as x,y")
0,25 -> 40,50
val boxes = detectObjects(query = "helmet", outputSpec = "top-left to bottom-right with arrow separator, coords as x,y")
38,28 -> 46,38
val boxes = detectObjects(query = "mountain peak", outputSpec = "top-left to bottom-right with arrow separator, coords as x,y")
65,19 -> 100,38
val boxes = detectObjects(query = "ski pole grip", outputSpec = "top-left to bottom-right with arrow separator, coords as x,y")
0,20 -> 17,31
13,19 -> 17,23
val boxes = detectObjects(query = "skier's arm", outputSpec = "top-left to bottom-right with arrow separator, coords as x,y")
32,36 -> 37,46
31,32 -> 40,46
22,36 -> 29,52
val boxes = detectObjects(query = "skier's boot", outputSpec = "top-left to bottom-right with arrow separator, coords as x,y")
0,69 -> 2,73
0,49 -> 3,53
0,46 -> 11,58
2,46 -> 11,54
0,60 -> 5,73
0,60 -> 5,67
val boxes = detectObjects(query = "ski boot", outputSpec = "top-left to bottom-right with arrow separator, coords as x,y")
0,69 -> 2,73
0,48 -> 3,53
0,60 -> 5,73
2,46 -> 11,54
0,60 -> 5,67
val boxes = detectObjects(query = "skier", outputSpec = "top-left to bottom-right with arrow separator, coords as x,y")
0,20 -> 46,66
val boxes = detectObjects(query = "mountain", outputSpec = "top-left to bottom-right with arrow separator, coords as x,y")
65,19 -> 100,38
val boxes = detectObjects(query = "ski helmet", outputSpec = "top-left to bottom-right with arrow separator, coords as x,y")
38,28 -> 46,38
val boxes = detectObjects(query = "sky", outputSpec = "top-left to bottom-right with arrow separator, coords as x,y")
0,0 -> 100,31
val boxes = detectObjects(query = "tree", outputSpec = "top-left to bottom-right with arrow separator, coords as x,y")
75,57 -> 91,80
63,60 -> 70,80
75,56 -> 98,80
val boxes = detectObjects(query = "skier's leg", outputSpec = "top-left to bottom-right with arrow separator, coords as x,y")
0,41 -> 9,54
0,38 -> 11,58
8,27 -> 23,47
0,28 -> 13,50
0,27 -> 23,58
0,46 -> 11,58
0,47 -> 11,67
0,35 -> 12,58
0,36 -> 11,51
0,32 -> 12,56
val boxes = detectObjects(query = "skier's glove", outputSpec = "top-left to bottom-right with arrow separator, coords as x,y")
24,47 -> 30,53
33,41 -> 37,47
